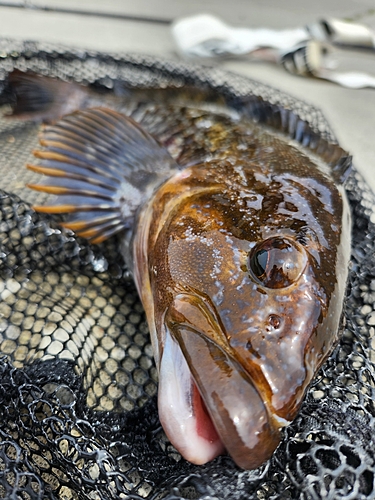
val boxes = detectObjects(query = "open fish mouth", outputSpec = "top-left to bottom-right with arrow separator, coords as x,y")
158,293 -> 281,469
158,329 -> 225,464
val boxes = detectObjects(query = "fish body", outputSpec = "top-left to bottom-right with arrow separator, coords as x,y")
4,70 -> 352,469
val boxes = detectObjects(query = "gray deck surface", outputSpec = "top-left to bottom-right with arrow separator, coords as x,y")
0,0 -> 374,192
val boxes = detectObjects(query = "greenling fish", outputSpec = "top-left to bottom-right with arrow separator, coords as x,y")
4,70 -> 352,470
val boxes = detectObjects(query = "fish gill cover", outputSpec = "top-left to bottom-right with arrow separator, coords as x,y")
0,38 -> 374,499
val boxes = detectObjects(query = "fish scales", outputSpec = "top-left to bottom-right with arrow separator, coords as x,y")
0,69 -> 352,471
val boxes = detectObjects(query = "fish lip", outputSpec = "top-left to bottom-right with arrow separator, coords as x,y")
158,326 -> 225,465
166,289 -> 229,347
164,292 -> 281,469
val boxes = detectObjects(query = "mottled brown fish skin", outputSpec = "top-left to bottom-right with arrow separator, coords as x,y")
134,121 -> 351,468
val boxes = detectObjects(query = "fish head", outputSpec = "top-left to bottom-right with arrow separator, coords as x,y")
141,161 -> 351,470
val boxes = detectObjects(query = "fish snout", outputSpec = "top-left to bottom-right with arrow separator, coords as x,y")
164,294 -> 281,469
176,326 -> 281,469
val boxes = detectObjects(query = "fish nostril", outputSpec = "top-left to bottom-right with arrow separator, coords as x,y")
267,315 -> 281,330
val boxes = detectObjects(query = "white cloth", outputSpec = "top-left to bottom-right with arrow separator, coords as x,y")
171,14 -> 375,89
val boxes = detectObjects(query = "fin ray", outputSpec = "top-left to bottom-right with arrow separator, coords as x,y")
32,203 -> 116,213
28,182 -> 114,199
27,163 -> 120,189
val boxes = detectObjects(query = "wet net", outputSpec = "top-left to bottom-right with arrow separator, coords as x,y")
0,38 -> 374,500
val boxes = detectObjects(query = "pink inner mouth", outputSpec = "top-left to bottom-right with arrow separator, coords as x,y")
192,382 -> 221,444
158,331 -> 225,465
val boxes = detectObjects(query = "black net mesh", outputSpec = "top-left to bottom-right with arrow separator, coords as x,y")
0,38 -> 374,500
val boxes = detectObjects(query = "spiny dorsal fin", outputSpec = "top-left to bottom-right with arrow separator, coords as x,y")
232,94 -> 352,185
28,107 -> 179,243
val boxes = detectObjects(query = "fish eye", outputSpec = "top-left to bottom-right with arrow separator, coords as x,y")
248,237 -> 307,288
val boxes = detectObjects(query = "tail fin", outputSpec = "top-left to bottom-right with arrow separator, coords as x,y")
27,107 -> 179,243
5,70 -> 88,122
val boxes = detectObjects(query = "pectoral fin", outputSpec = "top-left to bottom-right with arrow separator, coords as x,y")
27,107 -> 179,243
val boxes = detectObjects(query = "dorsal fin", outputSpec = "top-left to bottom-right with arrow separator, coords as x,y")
231,94 -> 352,184
27,107 -> 179,243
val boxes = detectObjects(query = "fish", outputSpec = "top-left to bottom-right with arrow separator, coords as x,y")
3,69 -> 352,470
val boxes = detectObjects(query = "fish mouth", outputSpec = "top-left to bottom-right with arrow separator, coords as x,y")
158,330 -> 225,464
158,293 -> 281,469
